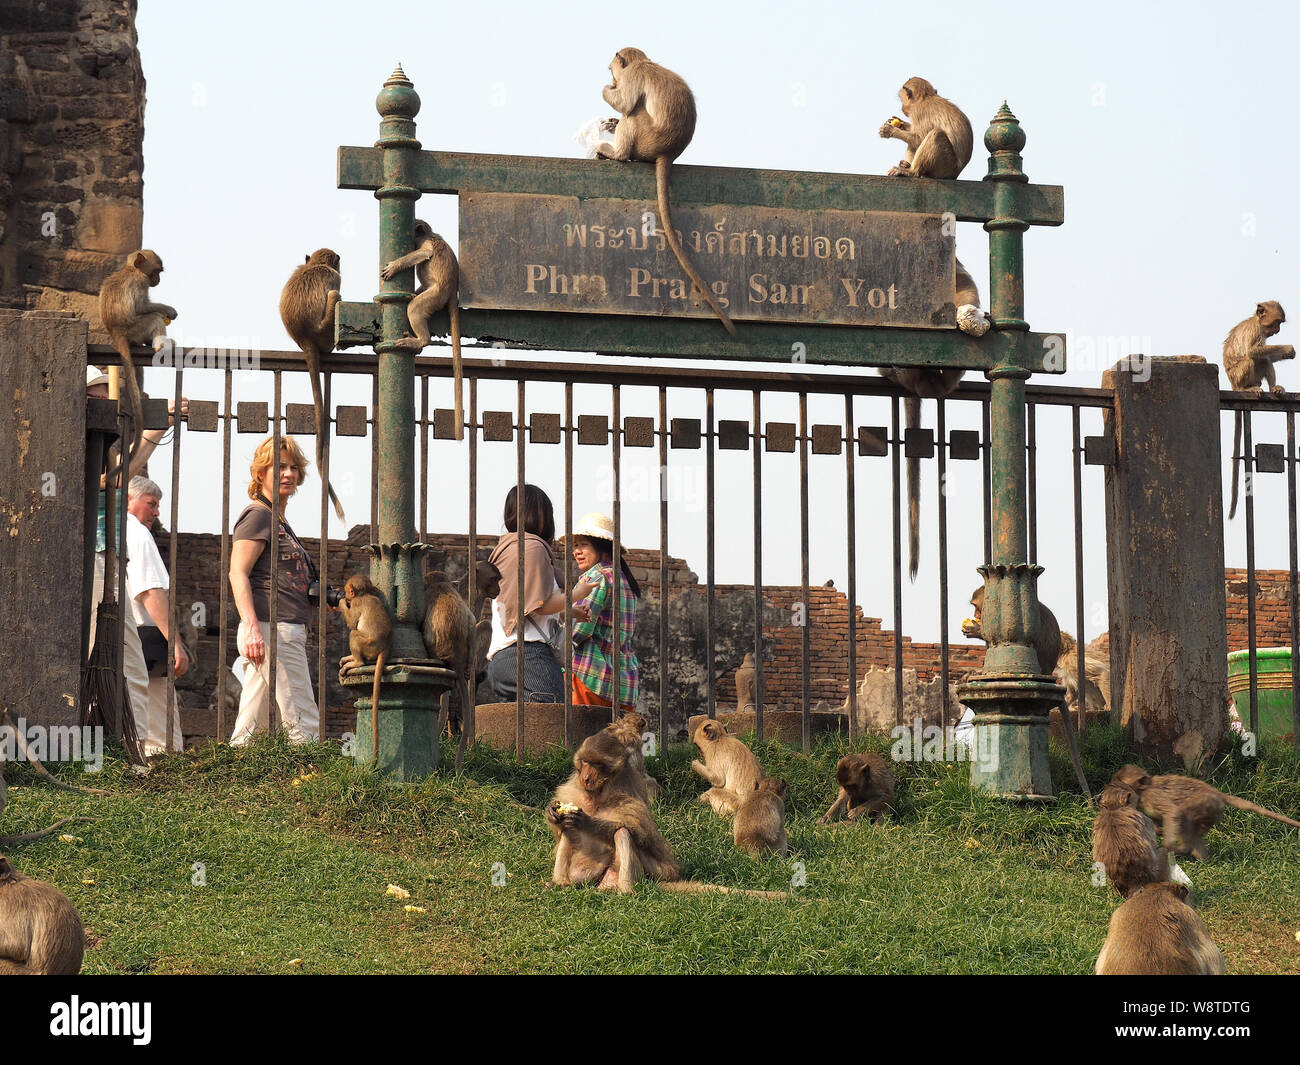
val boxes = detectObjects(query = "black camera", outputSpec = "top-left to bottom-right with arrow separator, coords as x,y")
308,580 -> 342,608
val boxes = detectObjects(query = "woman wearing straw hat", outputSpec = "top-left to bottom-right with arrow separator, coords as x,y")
567,512 -> 641,711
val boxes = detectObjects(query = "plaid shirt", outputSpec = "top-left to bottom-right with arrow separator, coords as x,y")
571,562 -> 639,706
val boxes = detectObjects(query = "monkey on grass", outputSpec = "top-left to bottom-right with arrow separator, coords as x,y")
819,752 -> 894,824
0,856 -> 84,975
690,718 -> 764,818
595,47 -> 736,335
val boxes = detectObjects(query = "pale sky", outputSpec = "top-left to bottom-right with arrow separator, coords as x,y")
128,0 -> 1300,642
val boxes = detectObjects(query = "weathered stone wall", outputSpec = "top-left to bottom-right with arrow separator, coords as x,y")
0,0 -> 144,320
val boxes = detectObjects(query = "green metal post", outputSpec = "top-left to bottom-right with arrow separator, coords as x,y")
958,105 -> 1064,799
341,66 -> 452,777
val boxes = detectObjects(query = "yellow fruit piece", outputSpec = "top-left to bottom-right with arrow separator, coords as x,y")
556,802 -> 580,815
385,883 -> 410,900
405,905 -> 426,914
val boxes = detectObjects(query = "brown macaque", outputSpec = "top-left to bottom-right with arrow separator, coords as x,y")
280,249 -> 345,520
422,569 -> 479,772
1112,764 -> 1300,860
469,559 -> 502,619
878,77 -> 973,180
1057,630 -> 1110,720
0,856 -> 84,974
98,249 -> 178,474
962,584 -> 1062,675
1225,301 -> 1294,518
605,711 -> 661,803
339,573 -> 392,763
381,220 -> 464,440
1092,782 -> 1170,898
691,719 -> 764,818
547,730 -> 682,893
819,752 -> 894,824
734,777 -> 788,856
595,47 -> 736,335
1095,882 -> 1226,975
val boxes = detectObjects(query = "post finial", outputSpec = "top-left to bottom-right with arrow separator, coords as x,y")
377,63 -> 420,120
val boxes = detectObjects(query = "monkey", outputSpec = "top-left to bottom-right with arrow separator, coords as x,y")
1092,781 -> 1170,898
1112,764 -> 1300,860
380,220 -> 464,440
0,856 -> 84,974
594,47 -> 736,335
879,262 -> 985,582
605,711 -> 661,803
1056,630 -> 1110,721
339,573 -> 393,764
1095,881 -> 1225,975
818,752 -> 894,824
1224,301 -> 1294,519
421,568 -> 479,772
469,559 -> 502,619
877,77 -> 974,180
733,777 -> 788,856
691,718 -> 764,818
279,249 -> 345,520
547,731 -> 786,898
98,249 -> 178,475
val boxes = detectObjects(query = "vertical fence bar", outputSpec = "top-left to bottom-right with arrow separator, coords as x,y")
752,390 -> 764,742
1244,412 -> 1258,734
217,370 -> 233,741
799,392 -> 811,752
844,394 -> 857,742
563,382 -> 574,747
1026,401 -> 1038,564
705,388 -> 716,720
515,379 -> 526,755
468,377 -> 478,624
419,373 -> 428,544
657,385 -> 668,746
317,370 -> 332,739
611,385 -> 622,722
1289,411 -> 1299,747
267,372 -> 281,736
1072,405 -> 1087,732
166,366 -> 183,754
891,395 -> 904,725
982,400 -> 993,566
369,374 -> 379,545
937,396 -> 951,730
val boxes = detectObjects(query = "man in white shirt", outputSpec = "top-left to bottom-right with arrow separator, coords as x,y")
125,475 -> 190,755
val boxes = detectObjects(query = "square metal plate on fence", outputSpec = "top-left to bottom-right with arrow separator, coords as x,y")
186,400 -> 219,432
949,430 -> 981,460
1084,435 -> 1114,466
483,411 -> 514,442
336,406 -> 368,437
432,409 -> 459,439
578,415 -> 608,445
141,398 -> 170,431
765,422 -> 796,453
530,413 -> 562,444
1255,443 -> 1286,474
236,402 -> 268,434
904,427 -> 934,459
812,425 -> 842,455
857,426 -> 888,457
286,403 -> 317,435
719,420 -> 750,450
671,418 -> 701,449
624,417 -> 655,448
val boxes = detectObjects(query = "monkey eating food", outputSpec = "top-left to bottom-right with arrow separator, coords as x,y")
1111,764 -> 1300,860
818,752 -> 894,824
280,249 -> 345,520
339,573 -> 393,763
0,856 -> 84,975
98,249 -> 178,475
877,77 -> 973,180
594,47 -> 735,335
381,220 -> 464,439
1095,881 -> 1225,975
1224,301 -> 1294,519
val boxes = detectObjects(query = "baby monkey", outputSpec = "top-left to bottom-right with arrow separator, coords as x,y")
1091,781 -> 1169,898
339,573 -> 392,763
381,220 -> 464,440
734,777 -> 788,856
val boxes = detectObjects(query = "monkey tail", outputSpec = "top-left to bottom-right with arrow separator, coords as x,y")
370,651 -> 385,765
658,880 -> 789,900
1221,794 -> 1300,828
300,342 -> 346,520
449,299 -> 464,442
103,336 -> 145,483
656,156 -> 736,336
453,675 -> 472,775
903,394 -> 921,581
1228,411 -> 1243,520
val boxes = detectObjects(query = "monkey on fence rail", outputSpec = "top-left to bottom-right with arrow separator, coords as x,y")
878,77 -> 973,180
594,47 -> 736,335
1224,301 -> 1294,519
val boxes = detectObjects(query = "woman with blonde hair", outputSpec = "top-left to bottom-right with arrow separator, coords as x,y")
228,435 -> 325,745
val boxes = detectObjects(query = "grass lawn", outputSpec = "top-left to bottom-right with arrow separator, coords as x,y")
4,723 -> 1299,975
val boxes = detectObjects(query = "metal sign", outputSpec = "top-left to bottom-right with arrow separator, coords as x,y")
460,191 -> 957,329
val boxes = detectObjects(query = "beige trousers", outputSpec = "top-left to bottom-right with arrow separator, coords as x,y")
230,622 -> 320,746
142,677 -> 184,756
89,552 -> 152,751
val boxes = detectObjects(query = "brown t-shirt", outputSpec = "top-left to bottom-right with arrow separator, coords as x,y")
233,503 -> 313,625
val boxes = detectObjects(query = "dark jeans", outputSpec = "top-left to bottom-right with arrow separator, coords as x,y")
488,641 -> 565,703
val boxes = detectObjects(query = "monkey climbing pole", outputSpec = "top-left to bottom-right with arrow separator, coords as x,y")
338,67 -> 1067,797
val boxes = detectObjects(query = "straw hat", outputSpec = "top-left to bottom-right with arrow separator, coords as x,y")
571,512 -> 617,543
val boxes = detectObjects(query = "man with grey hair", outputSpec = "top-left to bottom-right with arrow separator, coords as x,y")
126,474 -> 190,755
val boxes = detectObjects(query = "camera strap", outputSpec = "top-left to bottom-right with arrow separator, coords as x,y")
256,493 -> 318,582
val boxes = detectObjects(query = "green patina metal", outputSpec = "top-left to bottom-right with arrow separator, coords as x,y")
337,71 -> 1066,796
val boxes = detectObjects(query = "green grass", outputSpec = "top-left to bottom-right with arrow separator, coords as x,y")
4,724 -> 1299,974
